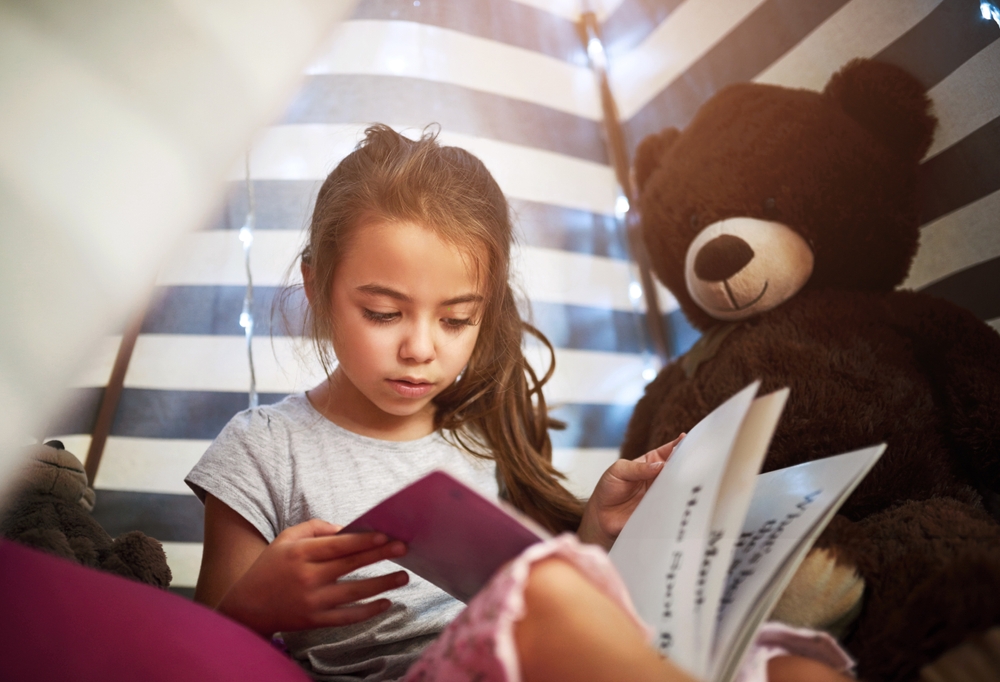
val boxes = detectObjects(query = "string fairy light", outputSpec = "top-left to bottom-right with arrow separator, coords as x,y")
239,152 -> 259,409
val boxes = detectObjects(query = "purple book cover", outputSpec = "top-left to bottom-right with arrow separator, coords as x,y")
339,470 -> 549,602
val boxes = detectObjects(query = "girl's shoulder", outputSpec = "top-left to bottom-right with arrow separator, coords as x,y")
220,393 -> 318,438
188,395 -> 320,492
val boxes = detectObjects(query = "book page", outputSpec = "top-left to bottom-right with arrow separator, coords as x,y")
609,381 -> 761,676
339,470 -> 548,603
691,388 -> 789,676
710,445 -> 885,682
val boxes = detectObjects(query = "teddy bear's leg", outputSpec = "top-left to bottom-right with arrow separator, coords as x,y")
920,626 -> 1000,682
852,546 -> 1000,682
829,498 -> 1000,682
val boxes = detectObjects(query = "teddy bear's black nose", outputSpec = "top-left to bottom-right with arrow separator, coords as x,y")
693,234 -> 755,282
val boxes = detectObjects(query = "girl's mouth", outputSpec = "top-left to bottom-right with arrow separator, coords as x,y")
387,379 -> 434,398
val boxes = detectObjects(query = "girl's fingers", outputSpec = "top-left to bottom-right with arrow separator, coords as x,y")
277,518 -> 343,543
650,432 -> 685,462
312,598 -> 394,629
630,433 -> 684,466
312,538 -> 408,581
300,531 -> 393,562
314,570 -> 410,611
606,457 -> 664,482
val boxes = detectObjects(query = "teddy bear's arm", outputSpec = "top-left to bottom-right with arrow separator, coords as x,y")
890,291 -> 1000,496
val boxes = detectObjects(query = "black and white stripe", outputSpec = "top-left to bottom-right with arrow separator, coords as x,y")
51,0 -> 1000,594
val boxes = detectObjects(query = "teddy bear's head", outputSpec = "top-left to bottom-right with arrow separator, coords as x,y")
634,59 -> 937,331
16,440 -> 96,511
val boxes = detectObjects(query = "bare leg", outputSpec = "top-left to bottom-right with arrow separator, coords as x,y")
514,558 -> 854,682
514,558 -> 696,682
768,656 -> 853,682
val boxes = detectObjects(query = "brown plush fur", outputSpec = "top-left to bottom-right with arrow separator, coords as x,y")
623,59 -> 1000,682
0,442 -> 172,588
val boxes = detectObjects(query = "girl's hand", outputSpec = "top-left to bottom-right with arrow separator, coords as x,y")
217,518 -> 410,636
577,433 -> 685,550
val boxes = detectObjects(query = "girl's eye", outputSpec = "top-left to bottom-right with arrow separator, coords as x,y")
362,309 -> 399,324
443,318 -> 474,330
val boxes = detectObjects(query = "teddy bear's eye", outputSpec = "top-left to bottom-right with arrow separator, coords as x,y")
689,213 -> 699,229
763,197 -> 777,215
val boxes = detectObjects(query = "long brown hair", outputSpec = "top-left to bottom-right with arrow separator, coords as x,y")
293,124 -> 583,533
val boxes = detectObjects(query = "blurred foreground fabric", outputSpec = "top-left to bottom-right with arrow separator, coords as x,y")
0,0 -> 357,498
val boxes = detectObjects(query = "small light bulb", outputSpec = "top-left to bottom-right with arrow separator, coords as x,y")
642,368 -> 657,382
982,2 -> 1000,26
586,37 -> 606,69
615,195 -> 630,218
239,311 -> 250,329
629,282 -> 643,300
239,225 -> 253,246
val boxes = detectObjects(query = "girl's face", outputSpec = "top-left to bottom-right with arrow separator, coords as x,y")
318,219 -> 484,438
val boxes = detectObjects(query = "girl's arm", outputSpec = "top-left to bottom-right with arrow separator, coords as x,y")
195,493 -> 410,636
195,493 -> 268,609
577,434 -> 684,550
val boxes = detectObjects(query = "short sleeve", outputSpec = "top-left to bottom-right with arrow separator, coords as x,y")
185,408 -> 290,542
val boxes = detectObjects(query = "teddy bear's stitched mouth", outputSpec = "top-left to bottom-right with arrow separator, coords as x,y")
721,279 -> 768,311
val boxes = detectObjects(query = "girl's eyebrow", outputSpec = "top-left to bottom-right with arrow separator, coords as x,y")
356,284 -> 483,307
357,284 -> 408,301
441,293 -> 484,306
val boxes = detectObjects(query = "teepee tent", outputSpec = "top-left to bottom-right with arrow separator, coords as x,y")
3,0 -> 998,605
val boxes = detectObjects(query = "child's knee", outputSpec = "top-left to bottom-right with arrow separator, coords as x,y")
524,557 -> 579,598
516,557 -> 691,682
518,558 -> 591,647
520,556 -> 641,644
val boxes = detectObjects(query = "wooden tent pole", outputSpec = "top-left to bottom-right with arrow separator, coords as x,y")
84,309 -> 144,486
579,11 -> 672,364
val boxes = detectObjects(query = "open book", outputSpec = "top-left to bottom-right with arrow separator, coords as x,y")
340,381 -> 884,681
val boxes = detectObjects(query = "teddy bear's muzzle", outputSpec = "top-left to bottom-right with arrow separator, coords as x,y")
684,217 -> 814,321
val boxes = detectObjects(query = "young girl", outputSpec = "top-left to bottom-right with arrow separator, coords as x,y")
186,125 -> 853,682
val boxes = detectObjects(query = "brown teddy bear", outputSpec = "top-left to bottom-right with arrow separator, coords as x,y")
0,440 -> 172,588
621,58 -> 1000,682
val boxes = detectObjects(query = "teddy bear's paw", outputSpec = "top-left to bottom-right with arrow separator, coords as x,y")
771,547 -> 865,638
920,626 -> 1000,682
107,531 -> 172,588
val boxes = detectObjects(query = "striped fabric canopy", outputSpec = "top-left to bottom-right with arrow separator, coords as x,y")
39,0 -> 1000,597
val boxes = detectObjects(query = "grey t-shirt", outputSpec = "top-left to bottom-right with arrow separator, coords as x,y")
185,393 -> 499,681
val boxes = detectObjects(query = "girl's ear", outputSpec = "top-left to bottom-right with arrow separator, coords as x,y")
301,259 -> 315,305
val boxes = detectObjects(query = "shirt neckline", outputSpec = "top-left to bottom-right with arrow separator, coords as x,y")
289,392 -> 446,449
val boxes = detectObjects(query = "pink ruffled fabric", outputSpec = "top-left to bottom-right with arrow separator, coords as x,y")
401,534 -> 854,682
735,622 -> 856,682
401,534 -> 647,682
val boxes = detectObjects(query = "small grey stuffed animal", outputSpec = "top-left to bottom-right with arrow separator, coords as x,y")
0,440 -> 172,587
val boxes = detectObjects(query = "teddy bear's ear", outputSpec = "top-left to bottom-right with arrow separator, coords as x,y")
823,58 -> 937,163
633,127 -> 681,195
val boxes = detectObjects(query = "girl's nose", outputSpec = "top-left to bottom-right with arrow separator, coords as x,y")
399,322 -> 436,363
